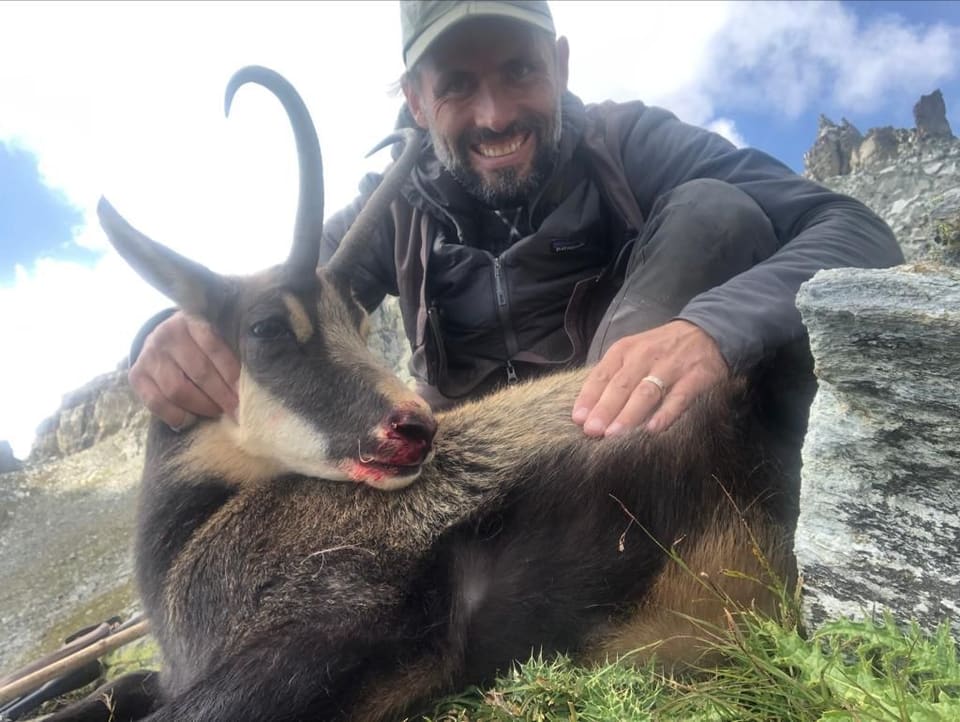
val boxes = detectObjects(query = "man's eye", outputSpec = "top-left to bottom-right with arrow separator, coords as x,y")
507,62 -> 534,81
249,318 -> 293,340
438,75 -> 471,97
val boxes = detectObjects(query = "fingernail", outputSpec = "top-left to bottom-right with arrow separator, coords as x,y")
584,418 -> 605,436
605,422 -> 625,438
572,406 -> 589,423
646,417 -> 660,433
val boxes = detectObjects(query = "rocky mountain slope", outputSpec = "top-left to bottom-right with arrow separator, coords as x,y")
1,89 -> 957,674
804,89 -> 959,262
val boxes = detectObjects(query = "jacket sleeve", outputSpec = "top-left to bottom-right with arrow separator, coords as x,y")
617,103 -> 904,372
319,171 -> 399,313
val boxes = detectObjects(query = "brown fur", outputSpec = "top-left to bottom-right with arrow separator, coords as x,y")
281,293 -> 315,343
583,507 -> 795,670
126,364 -> 793,722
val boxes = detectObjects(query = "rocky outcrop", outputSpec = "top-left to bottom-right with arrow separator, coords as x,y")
0,441 -> 21,474
29,367 -> 151,464
806,90 -> 960,262
914,89 -> 954,141
804,115 -> 864,180
795,263 -> 960,638
849,126 -> 902,172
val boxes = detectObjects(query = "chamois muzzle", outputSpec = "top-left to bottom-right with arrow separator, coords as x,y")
385,407 -> 437,463
352,406 -> 437,487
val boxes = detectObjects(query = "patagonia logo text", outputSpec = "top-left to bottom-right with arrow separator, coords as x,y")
551,239 -> 585,253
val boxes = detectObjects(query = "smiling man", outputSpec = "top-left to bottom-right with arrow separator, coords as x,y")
128,0 -> 902,468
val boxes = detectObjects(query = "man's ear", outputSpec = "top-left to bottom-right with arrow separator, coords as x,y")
556,36 -> 570,92
402,73 -> 429,129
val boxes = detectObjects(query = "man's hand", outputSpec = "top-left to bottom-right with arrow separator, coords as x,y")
572,320 -> 729,437
128,311 -> 240,431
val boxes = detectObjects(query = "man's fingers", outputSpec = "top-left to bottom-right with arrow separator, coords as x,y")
579,366 -> 650,437
133,373 -> 199,431
150,352 -> 223,420
604,374 -> 667,437
572,363 -> 616,424
177,323 -> 239,418
127,311 -> 240,427
186,318 -> 241,396
645,374 -> 709,434
574,322 -> 731,438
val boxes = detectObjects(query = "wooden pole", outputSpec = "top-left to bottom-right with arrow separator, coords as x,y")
0,620 -> 151,706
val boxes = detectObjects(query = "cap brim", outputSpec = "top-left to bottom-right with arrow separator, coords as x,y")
405,1 -> 556,68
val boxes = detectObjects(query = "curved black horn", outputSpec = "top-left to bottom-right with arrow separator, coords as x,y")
225,65 -> 324,276
325,128 -> 423,276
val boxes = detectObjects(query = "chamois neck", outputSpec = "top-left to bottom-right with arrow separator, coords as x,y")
174,417 -> 287,487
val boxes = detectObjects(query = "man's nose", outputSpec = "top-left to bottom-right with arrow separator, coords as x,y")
472,82 -> 516,134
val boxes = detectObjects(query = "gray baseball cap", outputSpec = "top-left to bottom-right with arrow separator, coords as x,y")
400,1 -> 555,69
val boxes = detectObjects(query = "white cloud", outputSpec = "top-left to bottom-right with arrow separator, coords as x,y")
699,1 -> 960,119
705,118 -> 747,149
0,254 -> 169,456
0,0 -> 957,458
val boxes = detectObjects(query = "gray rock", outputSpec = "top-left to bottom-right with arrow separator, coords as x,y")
367,296 -> 412,384
795,264 -> 960,637
914,89 -> 954,141
850,126 -> 899,172
816,136 -> 960,262
29,368 -> 149,464
804,115 -> 863,180
804,92 -> 960,261
0,441 -> 21,474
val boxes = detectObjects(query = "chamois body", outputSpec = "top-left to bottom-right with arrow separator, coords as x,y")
119,366 -> 792,722
43,66 -> 796,722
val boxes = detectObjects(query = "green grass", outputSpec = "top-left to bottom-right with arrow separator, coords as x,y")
31,603 -> 959,721
25,541 -> 959,722
422,610 -> 960,722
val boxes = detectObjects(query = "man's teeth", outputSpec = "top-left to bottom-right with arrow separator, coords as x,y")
476,135 -> 525,157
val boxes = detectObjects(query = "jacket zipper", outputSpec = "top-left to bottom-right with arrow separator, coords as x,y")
492,255 -> 520,384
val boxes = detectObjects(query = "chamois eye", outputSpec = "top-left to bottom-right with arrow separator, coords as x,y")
249,318 -> 294,340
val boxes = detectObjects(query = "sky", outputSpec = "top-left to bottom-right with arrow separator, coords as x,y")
0,0 -> 958,459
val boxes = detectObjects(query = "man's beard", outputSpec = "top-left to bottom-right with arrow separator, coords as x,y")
430,103 -> 563,208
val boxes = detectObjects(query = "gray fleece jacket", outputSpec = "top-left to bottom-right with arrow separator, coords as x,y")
318,91 -> 903,405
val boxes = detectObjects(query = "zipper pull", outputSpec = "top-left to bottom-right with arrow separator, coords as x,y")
505,359 -> 518,384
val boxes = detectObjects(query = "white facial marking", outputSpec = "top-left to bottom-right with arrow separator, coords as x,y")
234,370 -> 349,480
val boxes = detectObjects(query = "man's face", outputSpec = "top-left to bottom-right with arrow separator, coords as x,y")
404,17 -> 569,207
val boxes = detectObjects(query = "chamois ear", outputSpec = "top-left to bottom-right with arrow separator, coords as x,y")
97,197 -> 232,321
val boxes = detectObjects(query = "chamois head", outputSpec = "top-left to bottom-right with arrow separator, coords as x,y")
98,66 -> 435,490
